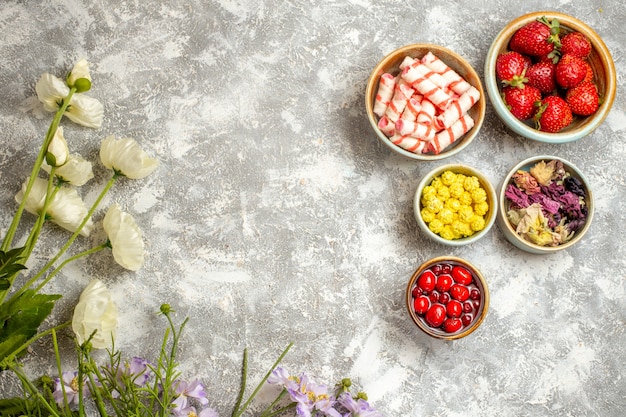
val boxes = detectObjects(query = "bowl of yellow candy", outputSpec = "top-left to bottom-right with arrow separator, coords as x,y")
413,164 -> 497,246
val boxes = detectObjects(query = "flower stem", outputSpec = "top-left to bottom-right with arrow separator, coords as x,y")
2,173 -> 118,304
33,243 -> 108,294
231,348 -> 249,417
1,87 -> 76,253
6,362 -> 62,417
232,342 -> 293,417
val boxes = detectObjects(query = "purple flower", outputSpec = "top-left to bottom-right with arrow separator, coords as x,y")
336,392 -> 383,417
125,356 -> 152,386
172,406 -> 219,417
52,371 -> 89,406
268,367 -> 341,417
172,379 -> 209,411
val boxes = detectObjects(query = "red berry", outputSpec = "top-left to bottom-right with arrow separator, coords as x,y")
428,291 -> 440,304
439,293 -> 450,305
435,274 -> 453,293
469,288 -> 481,300
450,284 -> 470,302
526,61 -> 556,94
473,300 -> 481,311
451,266 -> 473,286
461,314 -> 473,327
509,17 -> 561,57
446,300 -> 463,318
431,264 -> 443,275
463,301 -> 474,313
413,296 -> 430,315
441,264 -> 452,274
425,304 -> 447,328
495,51 -> 531,87
566,81 -> 599,116
502,85 -> 542,121
417,270 -> 436,293
411,286 -> 423,298
534,95 -> 573,133
443,318 -> 463,333
555,54 -> 587,88
581,60 -> 594,83
560,31 -> 592,59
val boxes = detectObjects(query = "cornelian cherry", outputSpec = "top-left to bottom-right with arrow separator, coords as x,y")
417,270 -> 436,293
446,300 -> 462,318
443,318 -> 463,333
451,266 -> 473,285
450,284 -> 470,302
436,274 -> 453,292
413,296 -> 430,315
425,304 -> 446,327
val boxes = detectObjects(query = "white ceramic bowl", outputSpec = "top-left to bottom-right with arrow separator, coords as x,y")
414,164 -> 497,246
484,11 -> 616,143
366,44 -> 485,160
497,155 -> 594,254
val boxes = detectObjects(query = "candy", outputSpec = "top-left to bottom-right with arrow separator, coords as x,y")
373,52 -> 480,155
384,79 -> 414,122
434,86 -> 481,130
428,114 -> 475,154
373,73 -> 397,117
421,51 -> 473,95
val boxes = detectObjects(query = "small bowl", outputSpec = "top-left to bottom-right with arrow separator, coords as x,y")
497,155 -> 594,254
413,164 -> 497,246
406,256 -> 489,340
365,44 -> 486,161
484,11 -> 616,143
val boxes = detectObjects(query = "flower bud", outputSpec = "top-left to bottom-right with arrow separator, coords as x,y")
160,304 -> 172,315
341,378 -> 352,388
67,58 -> 92,92
356,392 -> 368,401
46,127 -> 69,167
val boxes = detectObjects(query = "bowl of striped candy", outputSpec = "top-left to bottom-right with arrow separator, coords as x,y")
365,44 -> 486,161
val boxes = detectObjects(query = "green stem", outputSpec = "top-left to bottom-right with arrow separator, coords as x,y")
2,173 -> 118,304
262,402 -> 297,417
33,243 -> 108,294
7,362 -> 61,417
0,321 -> 71,367
52,329 -> 73,416
22,178 -> 61,261
2,88 -> 76,253
233,342 -> 294,417
258,389 -> 288,417
231,348 -> 249,417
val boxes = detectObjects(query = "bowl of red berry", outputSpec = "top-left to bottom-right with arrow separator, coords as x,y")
497,155 -> 593,254
484,11 -> 616,143
366,44 -> 486,160
406,256 -> 489,340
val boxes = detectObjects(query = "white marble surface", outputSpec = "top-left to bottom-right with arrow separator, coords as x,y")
1,0 -> 625,415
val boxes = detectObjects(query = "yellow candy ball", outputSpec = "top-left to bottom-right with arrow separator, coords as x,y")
474,201 -> 490,216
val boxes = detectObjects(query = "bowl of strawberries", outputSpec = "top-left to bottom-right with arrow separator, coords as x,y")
484,11 -> 616,143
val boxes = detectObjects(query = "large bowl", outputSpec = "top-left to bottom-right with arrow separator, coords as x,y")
414,164 -> 497,246
484,11 -> 616,143
406,256 -> 489,340
497,155 -> 594,254
366,44 -> 485,161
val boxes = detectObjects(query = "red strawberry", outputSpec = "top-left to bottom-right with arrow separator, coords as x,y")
560,31 -> 592,59
502,85 -> 542,120
581,60 -> 594,83
555,54 -> 587,88
534,95 -> 573,132
509,17 -> 561,57
495,51 -> 531,87
526,62 -> 556,94
566,81 -> 599,116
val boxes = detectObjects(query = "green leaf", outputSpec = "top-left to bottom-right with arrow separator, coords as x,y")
0,397 -> 33,416
0,247 -> 27,291
0,290 -> 62,365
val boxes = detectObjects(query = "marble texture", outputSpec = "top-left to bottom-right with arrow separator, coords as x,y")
1,0 -> 625,416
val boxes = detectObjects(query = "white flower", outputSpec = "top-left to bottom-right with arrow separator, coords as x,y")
35,72 -> 103,129
46,126 -> 69,167
100,136 -> 158,179
67,58 -> 92,92
103,204 -> 145,271
43,153 -> 94,186
15,177 -> 94,236
72,279 -> 118,349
